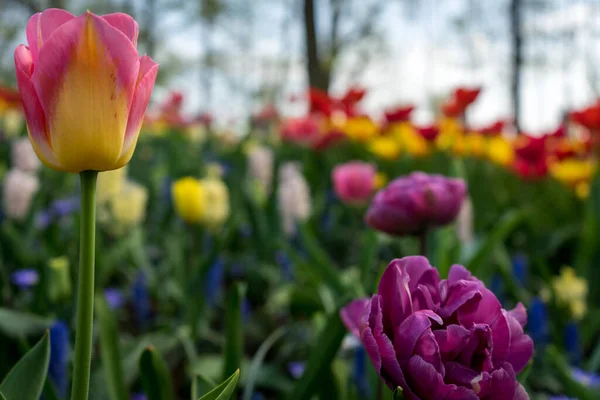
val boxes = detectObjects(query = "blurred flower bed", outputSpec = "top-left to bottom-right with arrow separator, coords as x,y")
1,83 -> 600,399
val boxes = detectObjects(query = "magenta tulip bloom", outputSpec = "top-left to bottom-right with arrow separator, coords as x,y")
14,9 -> 158,173
332,161 -> 376,205
341,257 -> 533,399
366,172 -> 466,236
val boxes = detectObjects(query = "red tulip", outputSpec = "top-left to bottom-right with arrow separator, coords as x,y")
416,125 -> 440,141
570,102 -> 600,131
280,117 -> 321,145
513,135 -> 548,179
454,87 -> 481,108
308,88 -> 334,116
442,99 -> 464,118
478,120 -> 505,136
384,105 -> 415,123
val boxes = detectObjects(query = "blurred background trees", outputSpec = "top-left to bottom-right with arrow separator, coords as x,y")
1,0 -> 600,132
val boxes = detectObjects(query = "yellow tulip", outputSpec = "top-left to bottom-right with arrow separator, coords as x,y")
487,136 -> 515,167
392,124 -> 430,157
368,136 -> 401,160
110,180 -> 148,228
199,177 -> 230,228
550,159 -> 595,188
464,133 -> 487,158
3,109 -> 23,138
374,172 -> 388,189
552,267 -> 588,320
96,167 -> 128,205
343,117 -> 379,142
172,177 -> 205,224
576,182 -> 590,199
185,123 -> 207,143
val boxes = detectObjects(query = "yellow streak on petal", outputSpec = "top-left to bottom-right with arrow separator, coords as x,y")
50,15 -> 128,172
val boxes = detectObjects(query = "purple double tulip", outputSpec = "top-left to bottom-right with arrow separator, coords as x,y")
365,172 -> 466,236
341,257 -> 533,399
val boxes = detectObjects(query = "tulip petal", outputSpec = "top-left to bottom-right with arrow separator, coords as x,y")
439,280 -> 481,320
507,302 -> 528,327
448,264 -> 473,284
405,355 -> 455,399
32,12 -> 140,172
369,296 -> 411,394
513,382 -> 530,400
115,55 -> 158,168
444,361 -> 479,387
435,324 -> 471,361
360,327 -> 382,374
378,259 -> 413,333
14,45 -> 63,170
393,310 -> 442,360
404,256 -> 439,290
472,365 -> 517,400
102,13 -> 139,46
458,288 -> 511,368
26,9 -> 75,62
504,310 -> 534,373
340,298 -> 370,338
443,386 -> 478,400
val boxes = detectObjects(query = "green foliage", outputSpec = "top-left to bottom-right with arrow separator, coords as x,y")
0,332 -> 50,400
96,295 -> 128,400
139,347 -> 176,400
197,369 -> 240,400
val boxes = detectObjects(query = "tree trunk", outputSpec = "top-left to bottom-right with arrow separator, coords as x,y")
510,0 -> 523,133
303,0 -> 329,90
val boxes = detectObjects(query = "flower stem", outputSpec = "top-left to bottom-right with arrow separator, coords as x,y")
419,229 -> 428,257
71,170 -> 98,400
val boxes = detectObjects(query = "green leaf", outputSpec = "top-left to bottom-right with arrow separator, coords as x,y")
546,346 -> 599,400
0,332 -> 50,400
190,356 -> 293,394
242,327 -> 287,400
223,283 -> 245,382
0,308 -> 53,339
139,347 -> 175,400
576,173 -> 600,300
588,334 -> 600,372
465,209 -> 525,275
192,374 -> 217,400
297,223 -> 346,295
359,230 -> 379,294
0,391 -> 5,400
286,310 -> 347,400
198,369 -> 240,400
96,295 -> 128,400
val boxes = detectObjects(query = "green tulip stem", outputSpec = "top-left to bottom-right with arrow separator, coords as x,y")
419,229 -> 428,258
71,170 -> 98,400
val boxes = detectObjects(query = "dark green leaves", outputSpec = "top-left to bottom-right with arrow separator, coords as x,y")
0,308 -> 53,339
96,294 -> 127,400
287,311 -> 347,400
139,347 -> 175,400
223,283 -> 245,382
0,332 -> 50,400
197,369 -> 240,400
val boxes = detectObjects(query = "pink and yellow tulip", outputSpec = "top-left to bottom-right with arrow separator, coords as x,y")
14,9 -> 158,173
